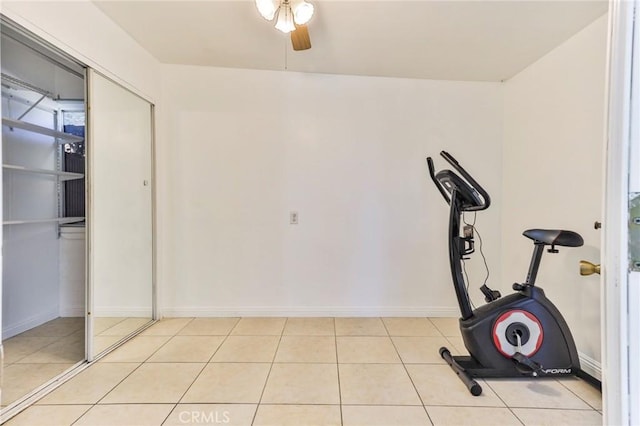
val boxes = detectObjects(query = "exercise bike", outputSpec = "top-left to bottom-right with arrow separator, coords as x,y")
427,151 -> 583,396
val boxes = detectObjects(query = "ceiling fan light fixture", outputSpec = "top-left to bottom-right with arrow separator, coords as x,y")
255,0 -> 278,21
274,3 -> 296,33
292,1 -> 314,25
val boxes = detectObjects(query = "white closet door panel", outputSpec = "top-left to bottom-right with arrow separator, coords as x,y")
88,70 -> 152,325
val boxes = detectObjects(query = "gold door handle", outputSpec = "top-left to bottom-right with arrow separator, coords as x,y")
580,260 -> 601,276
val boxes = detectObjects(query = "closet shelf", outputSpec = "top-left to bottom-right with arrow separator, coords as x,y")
3,164 -> 84,181
3,217 -> 85,226
2,117 -> 84,143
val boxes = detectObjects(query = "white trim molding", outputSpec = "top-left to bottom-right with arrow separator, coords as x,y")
58,307 -> 85,318
579,351 -> 603,381
2,309 -> 58,339
159,306 -> 460,318
93,307 -> 153,317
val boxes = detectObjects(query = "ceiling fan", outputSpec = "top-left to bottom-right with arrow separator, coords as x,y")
255,0 -> 314,51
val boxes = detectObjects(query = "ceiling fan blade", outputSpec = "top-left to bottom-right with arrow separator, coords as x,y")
291,24 -> 311,51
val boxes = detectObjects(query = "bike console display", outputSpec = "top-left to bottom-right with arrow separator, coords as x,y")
427,151 -> 490,212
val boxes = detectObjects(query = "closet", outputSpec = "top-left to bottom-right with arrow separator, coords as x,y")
1,26 -> 86,408
0,18 -> 155,417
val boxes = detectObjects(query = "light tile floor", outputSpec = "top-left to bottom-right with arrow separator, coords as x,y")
5,317 -> 602,426
93,317 -> 154,355
2,316 -> 155,408
2,317 -> 85,407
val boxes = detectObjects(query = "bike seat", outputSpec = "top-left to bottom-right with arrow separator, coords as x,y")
523,229 -> 584,247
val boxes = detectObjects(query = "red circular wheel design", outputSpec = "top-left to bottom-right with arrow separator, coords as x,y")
492,309 -> 543,358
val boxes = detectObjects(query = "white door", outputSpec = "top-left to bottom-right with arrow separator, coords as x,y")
602,1 -> 639,424
628,0 -> 640,420
87,70 -> 154,360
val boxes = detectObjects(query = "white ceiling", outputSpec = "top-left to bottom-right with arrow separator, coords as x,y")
94,0 -> 608,82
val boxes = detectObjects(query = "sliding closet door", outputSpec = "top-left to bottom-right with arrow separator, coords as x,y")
87,70 -> 153,359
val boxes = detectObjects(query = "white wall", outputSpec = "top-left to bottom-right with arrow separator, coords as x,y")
502,15 -> 608,377
59,227 -> 85,317
160,65 -> 503,316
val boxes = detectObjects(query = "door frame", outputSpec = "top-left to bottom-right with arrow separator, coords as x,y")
602,0 -> 638,424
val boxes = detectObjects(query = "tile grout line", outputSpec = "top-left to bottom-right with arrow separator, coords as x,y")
555,378 -> 603,411
168,318 -> 245,424
88,318 -> 218,425
383,317 -> 435,426
249,317 -> 287,426
94,317 -> 128,337
481,380 -> 526,425
508,406 -> 529,426
101,328 -> 174,364
67,318 -> 196,426
90,362 -> 146,406
93,318 -> 193,406
425,317 -> 441,336
5,318 -> 85,365
334,317 -> 344,426
169,318 -> 239,417
159,403 -> 179,426
67,403 -> 94,426
483,375 -> 600,415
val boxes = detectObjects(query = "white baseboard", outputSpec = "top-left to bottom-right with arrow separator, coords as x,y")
59,306 -> 85,317
2,309 -> 59,339
579,351 -> 602,381
94,307 -> 152,317
159,306 -> 459,318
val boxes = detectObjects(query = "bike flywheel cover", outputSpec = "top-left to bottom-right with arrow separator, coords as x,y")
492,309 -> 543,357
